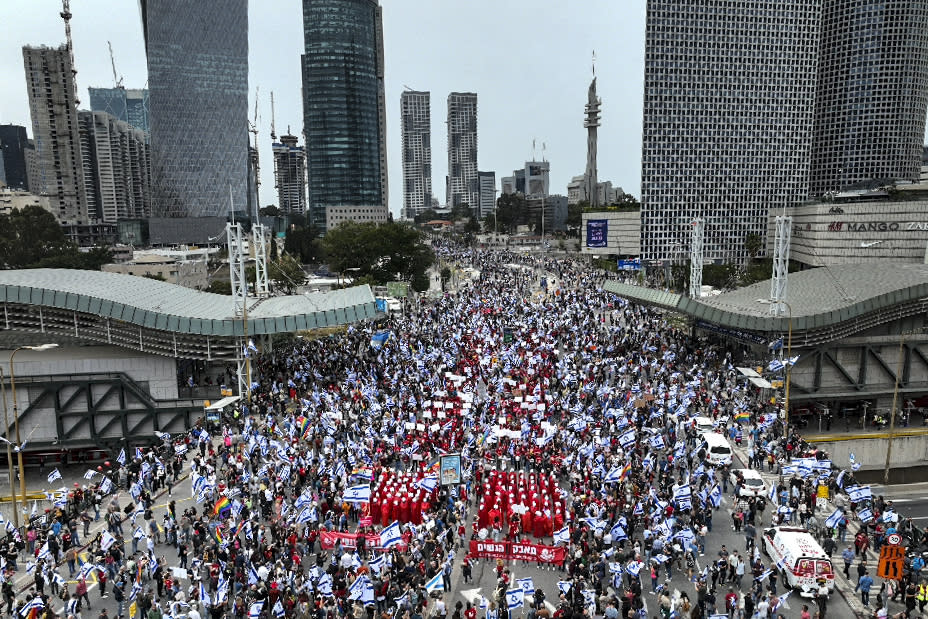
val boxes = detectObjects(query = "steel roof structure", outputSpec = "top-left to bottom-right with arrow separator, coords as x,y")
604,262 -> 928,346
0,268 -> 377,359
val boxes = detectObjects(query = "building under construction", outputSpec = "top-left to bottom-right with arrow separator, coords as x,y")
273,134 -> 307,215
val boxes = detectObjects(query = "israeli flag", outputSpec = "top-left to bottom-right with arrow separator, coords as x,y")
368,555 -> 385,574
768,338 -> 783,352
317,573 -> 333,596
506,589 -> 524,610
557,581 -> 572,595
416,476 -> 439,493
47,469 -> 62,483
553,526 -> 570,545
618,429 -> 637,449
273,600 -> 286,619
116,448 -> 126,465
767,359 -> 785,373
379,521 -> 403,549
846,485 -> 872,502
825,509 -> 844,529
424,572 -> 444,594
610,522 -> 628,541
100,531 -> 117,551
517,577 -> 535,597
349,575 -> 368,600
709,485 -> 722,508
603,467 -> 623,484
249,602 -> 265,619
343,484 -> 372,503
83,469 -> 97,480
858,508 -> 874,523
625,561 -> 644,576
769,480 -> 778,502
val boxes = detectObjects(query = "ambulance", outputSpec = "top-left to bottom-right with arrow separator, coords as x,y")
762,526 -> 835,596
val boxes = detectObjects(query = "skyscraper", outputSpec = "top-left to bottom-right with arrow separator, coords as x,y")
78,110 -> 151,223
401,90 -> 432,220
477,171 -> 496,219
22,45 -> 88,224
88,87 -> 150,134
141,0 -> 249,218
640,1 -> 821,263
0,125 -> 30,191
447,92 -> 478,210
584,77 -> 601,208
811,1 -> 928,194
273,134 -> 307,215
302,0 -> 388,230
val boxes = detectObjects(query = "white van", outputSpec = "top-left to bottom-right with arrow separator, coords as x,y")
693,416 -> 716,436
762,526 -> 835,596
701,433 -> 733,466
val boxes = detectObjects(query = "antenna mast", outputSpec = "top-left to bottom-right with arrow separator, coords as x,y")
60,0 -> 79,105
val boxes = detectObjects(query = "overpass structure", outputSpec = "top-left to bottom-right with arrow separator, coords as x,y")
0,269 -> 378,452
604,262 -> 928,415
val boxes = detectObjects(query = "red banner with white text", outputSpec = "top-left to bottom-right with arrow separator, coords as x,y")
469,540 -> 567,564
319,530 -> 408,552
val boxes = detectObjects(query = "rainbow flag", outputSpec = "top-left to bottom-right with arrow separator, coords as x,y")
618,463 -> 632,482
735,410 -> 751,423
230,520 -> 245,539
476,426 -> 491,447
214,496 -> 232,517
300,417 -> 311,438
351,467 -> 373,482
213,526 -> 226,545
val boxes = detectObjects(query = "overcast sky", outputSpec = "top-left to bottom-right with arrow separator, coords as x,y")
0,1 -> 645,216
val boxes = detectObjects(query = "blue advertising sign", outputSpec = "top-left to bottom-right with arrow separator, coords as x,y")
586,220 -> 608,248
617,259 -> 642,271
375,299 -> 387,312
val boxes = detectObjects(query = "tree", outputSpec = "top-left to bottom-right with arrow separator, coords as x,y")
440,266 -> 452,291
259,205 -> 280,217
207,279 -> 232,295
269,254 -> 305,294
450,203 -> 473,221
414,209 -> 439,225
322,221 -> 434,288
269,237 -> 279,262
566,201 -> 585,230
464,216 -> 481,234
284,225 -> 324,264
494,193 -> 527,234
744,233 -> 763,262
0,206 -> 74,268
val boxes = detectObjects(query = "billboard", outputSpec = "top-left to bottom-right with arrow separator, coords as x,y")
586,219 -> 608,248
617,258 -> 641,271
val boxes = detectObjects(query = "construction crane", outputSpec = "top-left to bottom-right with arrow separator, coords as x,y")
248,87 -> 260,216
60,0 -> 79,105
108,41 -> 123,88
270,91 -> 276,141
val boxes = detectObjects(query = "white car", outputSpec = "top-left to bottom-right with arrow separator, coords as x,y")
693,416 -> 716,436
730,468 -> 767,497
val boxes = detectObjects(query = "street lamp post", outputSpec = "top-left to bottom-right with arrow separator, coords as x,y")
0,367 -> 17,528
9,343 -> 58,505
758,299 -> 794,429
885,328 -> 926,485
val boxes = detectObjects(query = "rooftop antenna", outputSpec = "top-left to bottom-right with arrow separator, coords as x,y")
592,49 -> 596,77
60,0 -> 79,105
270,90 -> 276,141
107,41 -> 123,88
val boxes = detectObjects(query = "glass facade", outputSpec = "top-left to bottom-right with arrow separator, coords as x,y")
88,87 -> 150,135
0,125 -> 29,190
302,0 -> 386,229
142,0 -> 249,218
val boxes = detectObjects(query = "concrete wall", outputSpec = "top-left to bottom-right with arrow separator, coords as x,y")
581,210 -> 641,256
808,432 -> 928,483
0,346 -> 178,443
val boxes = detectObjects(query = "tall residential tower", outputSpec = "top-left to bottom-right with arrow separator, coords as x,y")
447,92 -> 478,210
273,134 -> 307,215
400,90 -> 432,220
301,0 -> 388,230
141,0 -> 249,218
22,45 -> 88,224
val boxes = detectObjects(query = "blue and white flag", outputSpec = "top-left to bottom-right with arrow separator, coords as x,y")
846,485 -> 872,502
370,331 -> 392,349
249,602 -> 265,619
343,484 -> 372,504
424,573 -> 444,594
517,577 -> 535,597
47,469 -> 62,483
709,485 -> 722,508
100,531 -> 117,551
557,581 -> 572,595
553,526 -> 570,545
368,555 -> 385,574
379,521 -> 403,549
603,467 -> 623,485
625,561 -> 644,576
349,574 -> 369,601
768,338 -> 783,352
116,448 -> 126,465
767,359 -> 784,373
610,522 -> 628,541
858,508 -> 874,523
506,589 -> 524,610
825,509 -> 844,529
416,476 -> 439,493
19,598 -> 44,617
83,469 -> 96,480
273,599 -> 286,619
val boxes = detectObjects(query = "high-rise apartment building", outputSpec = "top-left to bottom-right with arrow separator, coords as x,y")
640,1 -> 821,263
477,171 -> 496,219
22,45 -> 88,224
811,1 -> 928,194
88,87 -> 150,134
0,125 -> 30,191
401,90 -> 432,220
447,92 -> 478,210
142,0 -> 249,218
273,134 -> 307,215
78,110 -> 151,223
302,0 -> 388,230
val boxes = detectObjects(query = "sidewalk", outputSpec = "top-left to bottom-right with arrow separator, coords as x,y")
729,440 -> 884,619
